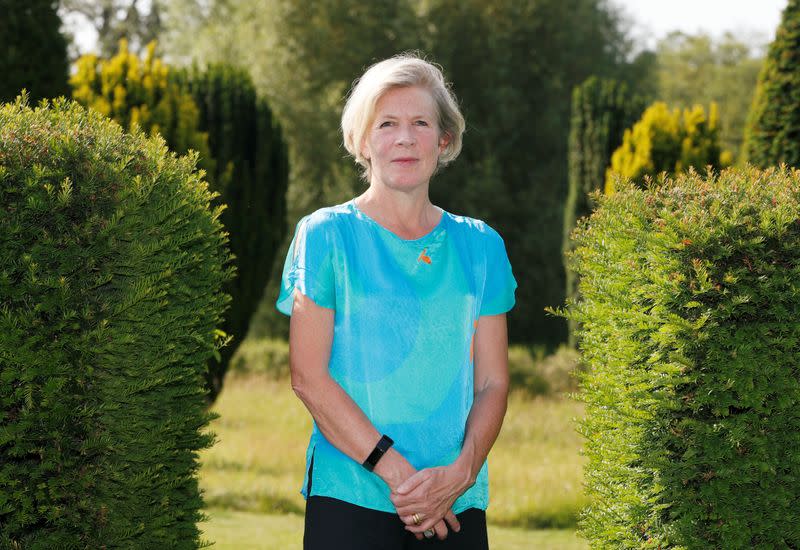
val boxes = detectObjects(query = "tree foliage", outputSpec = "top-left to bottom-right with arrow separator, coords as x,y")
655,31 -> 763,159
559,166 -> 800,548
70,42 -> 290,404
159,0 -> 648,347
563,77 -> 645,347
59,0 -> 164,58
70,39 -> 211,170
744,0 -> 800,168
173,63 -> 290,402
419,0 -> 638,345
606,101 -> 729,193
0,0 -> 69,103
0,94 -> 231,547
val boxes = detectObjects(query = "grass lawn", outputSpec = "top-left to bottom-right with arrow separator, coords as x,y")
198,507 -> 587,549
197,369 -> 588,547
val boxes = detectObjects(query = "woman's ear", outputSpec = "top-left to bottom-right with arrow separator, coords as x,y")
439,131 -> 451,153
360,137 -> 370,161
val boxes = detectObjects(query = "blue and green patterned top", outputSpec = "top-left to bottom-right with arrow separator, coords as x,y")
276,198 -> 517,513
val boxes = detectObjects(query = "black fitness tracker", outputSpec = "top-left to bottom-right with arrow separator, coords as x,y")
362,434 -> 394,472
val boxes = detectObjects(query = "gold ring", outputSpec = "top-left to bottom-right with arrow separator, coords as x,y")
423,528 -> 435,538
412,512 -> 422,526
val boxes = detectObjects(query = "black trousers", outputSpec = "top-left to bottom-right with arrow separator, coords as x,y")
303,496 -> 490,550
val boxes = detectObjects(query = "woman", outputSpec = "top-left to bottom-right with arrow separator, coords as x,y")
276,53 -> 517,549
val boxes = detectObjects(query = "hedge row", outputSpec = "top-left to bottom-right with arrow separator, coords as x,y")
563,166 -> 800,548
0,95 -> 232,547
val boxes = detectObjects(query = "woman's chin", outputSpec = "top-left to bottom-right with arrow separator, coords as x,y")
375,173 -> 433,191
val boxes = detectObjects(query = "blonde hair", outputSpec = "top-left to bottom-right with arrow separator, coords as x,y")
341,53 -> 465,181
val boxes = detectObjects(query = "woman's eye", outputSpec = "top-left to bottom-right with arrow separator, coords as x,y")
379,121 -> 393,128
415,120 -> 429,126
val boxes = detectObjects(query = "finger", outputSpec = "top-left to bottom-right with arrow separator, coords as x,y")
391,495 -> 420,510
394,501 -> 425,516
401,512 -> 426,527
396,470 -> 429,494
434,520 -> 449,540
406,519 -> 447,538
445,509 -> 461,533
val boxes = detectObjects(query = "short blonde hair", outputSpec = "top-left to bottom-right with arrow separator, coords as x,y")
341,53 -> 465,181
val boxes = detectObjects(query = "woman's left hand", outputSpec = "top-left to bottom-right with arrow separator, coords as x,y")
390,462 -> 473,536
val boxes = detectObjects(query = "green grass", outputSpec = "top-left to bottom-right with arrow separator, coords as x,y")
198,507 -> 587,549
197,368 -> 588,547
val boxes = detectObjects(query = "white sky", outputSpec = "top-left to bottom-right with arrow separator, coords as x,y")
612,0 -> 788,49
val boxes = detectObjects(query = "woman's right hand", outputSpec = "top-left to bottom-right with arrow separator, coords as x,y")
373,449 -> 460,540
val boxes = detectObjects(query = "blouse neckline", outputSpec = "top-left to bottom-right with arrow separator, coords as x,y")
348,198 -> 447,244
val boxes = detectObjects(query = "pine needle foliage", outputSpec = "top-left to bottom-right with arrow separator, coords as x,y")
70,38 -> 213,177
564,77 -> 645,348
0,94 -> 233,548
558,166 -> 800,548
606,102 -> 730,194
744,0 -> 800,168
172,63 -> 290,403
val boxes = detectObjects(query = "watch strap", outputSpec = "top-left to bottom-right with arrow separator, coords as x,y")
362,434 -> 394,472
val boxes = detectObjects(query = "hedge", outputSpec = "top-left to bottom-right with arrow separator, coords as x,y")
0,94 -> 232,547
560,166 -> 800,548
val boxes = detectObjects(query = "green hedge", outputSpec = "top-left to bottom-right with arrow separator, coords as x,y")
561,166 -> 800,548
0,95 -> 232,547
564,77 -> 645,348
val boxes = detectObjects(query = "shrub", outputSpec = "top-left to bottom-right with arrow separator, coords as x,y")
229,338 -> 290,378
0,95 -> 232,547
606,101 -> 730,193
70,39 -> 212,176
564,77 -> 645,347
744,0 -> 800,168
507,345 -> 582,398
560,166 -> 800,547
173,63 -> 290,402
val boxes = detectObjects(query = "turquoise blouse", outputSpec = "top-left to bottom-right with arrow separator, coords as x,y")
276,198 -> 517,513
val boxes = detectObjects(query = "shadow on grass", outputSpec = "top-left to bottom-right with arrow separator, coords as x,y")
204,492 -> 305,515
489,509 -> 579,530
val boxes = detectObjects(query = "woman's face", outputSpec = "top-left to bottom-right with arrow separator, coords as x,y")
361,86 -> 449,192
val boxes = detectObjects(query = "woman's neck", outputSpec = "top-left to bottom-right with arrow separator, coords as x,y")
354,187 -> 441,239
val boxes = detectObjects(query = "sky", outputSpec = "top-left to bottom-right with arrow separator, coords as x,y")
612,0 -> 788,50
70,1 -> 789,55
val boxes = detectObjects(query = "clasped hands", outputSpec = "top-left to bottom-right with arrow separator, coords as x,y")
389,463 -> 472,541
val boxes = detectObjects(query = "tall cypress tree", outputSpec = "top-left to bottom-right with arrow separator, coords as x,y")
174,63 -> 290,402
744,0 -> 800,167
0,0 -> 69,103
563,77 -> 644,347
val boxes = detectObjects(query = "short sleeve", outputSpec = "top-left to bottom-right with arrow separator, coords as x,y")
479,227 -> 517,316
275,213 -> 336,316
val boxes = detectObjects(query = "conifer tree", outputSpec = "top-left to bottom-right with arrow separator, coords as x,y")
744,0 -> 800,167
564,77 -> 644,347
174,63 -> 290,402
606,102 -> 729,193
0,94 -> 230,548
0,0 -> 69,102
70,39 -> 212,175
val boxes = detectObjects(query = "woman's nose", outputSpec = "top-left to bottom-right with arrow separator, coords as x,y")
395,125 -> 416,146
